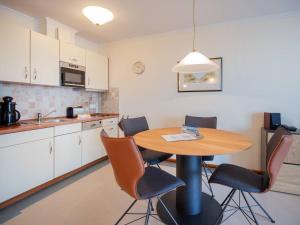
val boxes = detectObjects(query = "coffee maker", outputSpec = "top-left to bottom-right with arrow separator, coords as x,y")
0,96 -> 21,126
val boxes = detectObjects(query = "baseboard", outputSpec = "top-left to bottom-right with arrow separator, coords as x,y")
0,156 -> 108,209
166,158 -> 262,174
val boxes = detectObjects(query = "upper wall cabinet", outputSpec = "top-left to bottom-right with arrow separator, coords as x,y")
31,31 -> 59,86
85,50 -> 109,91
60,42 -> 85,66
0,22 -> 30,83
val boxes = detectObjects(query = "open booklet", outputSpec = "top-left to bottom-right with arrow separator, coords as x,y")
161,133 -> 201,142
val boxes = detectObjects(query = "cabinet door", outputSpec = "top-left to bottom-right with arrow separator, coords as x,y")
0,22 -> 30,83
54,132 -> 82,177
60,42 -> 85,66
85,50 -> 109,91
82,128 -> 105,165
0,138 -> 54,203
30,31 -> 59,86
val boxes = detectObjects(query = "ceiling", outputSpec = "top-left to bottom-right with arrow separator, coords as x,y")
1,0 -> 300,43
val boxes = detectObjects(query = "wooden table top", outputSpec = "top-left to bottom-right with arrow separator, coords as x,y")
134,127 -> 252,156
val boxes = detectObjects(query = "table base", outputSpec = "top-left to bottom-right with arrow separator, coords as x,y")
157,191 -> 222,225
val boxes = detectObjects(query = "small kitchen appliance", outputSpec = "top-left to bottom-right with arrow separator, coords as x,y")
66,106 -> 85,118
0,96 -> 21,126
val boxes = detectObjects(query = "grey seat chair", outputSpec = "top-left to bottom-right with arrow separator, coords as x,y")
209,126 -> 293,225
118,116 -> 173,168
100,130 -> 185,225
184,115 -> 217,197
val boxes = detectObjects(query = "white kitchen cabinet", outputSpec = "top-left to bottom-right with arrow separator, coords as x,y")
54,132 -> 82,177
0,138 -> 54,203
82,127 -> 106,165
85,50 -> 109,91
60,42 -> 85,66
30,31 -> 59,86
0,22 -> 30,83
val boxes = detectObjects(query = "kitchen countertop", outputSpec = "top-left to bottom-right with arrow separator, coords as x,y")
0,113 -> 119,135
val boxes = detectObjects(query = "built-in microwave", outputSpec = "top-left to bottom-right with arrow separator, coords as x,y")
60,61 -> 85,87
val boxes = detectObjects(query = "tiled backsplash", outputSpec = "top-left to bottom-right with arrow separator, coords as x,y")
101,88 -> 119,113
0,82 -> 101,120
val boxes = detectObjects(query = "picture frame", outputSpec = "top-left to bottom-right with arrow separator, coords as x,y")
177,57 -> 223,92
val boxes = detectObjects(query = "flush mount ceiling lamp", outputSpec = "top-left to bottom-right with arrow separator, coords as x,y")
82,6 -> 114,26
172,0 -> 219,74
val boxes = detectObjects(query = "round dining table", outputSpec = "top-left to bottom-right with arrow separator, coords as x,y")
134,127 -> 252,225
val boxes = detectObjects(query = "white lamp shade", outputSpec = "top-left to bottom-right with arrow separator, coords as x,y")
172,51 -> 219,73
83,6 -> 114,26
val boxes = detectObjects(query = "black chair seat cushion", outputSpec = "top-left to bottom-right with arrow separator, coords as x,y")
209,164 -> 269,193
137,167 -> 185,199
140,148 -> 173,165
202,155 -> 214,161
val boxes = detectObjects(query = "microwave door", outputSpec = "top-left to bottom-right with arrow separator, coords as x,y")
61,67 -> 85,87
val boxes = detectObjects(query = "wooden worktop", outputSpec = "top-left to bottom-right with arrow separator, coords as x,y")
0,113 -> 119,135
134,127 -> 252,156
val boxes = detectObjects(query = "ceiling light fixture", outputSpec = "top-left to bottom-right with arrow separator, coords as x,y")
172,0 -> 219,74
82,6 -> 114,26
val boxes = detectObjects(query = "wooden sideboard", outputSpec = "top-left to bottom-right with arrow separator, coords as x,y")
261,128 -> 300,195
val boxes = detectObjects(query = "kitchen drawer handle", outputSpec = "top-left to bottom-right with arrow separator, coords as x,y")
33,68 -> 37,80
24,66 -> 28,79
78,136 -> 82,145
49,142 -> 53,154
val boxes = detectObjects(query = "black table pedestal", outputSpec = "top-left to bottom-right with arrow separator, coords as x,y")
157,155 -> 222,225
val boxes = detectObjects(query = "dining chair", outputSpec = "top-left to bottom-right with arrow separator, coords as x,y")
100,130 -> 185,225
118,116 -> 173,168
184,115 -> 217,197
209,126 -> 293,225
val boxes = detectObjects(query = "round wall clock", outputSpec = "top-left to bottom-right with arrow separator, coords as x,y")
132,61 -> 145,75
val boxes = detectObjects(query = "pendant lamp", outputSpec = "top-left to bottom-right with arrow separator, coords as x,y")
172,0 -> 219,73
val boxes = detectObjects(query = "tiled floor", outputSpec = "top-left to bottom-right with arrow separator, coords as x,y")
1,161 -> 299,225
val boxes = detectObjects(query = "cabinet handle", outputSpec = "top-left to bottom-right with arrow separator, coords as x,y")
24,67 -> 28,79
49,142 -> 53,154
78,135 -> 82,145
33,68 -> 37,80
70,57 -> 78,62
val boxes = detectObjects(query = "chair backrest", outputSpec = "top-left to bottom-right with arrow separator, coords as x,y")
185,115 -> 217,129
119,116 -> 149,137
266,126 -> 293,190
100,130 -> 145,199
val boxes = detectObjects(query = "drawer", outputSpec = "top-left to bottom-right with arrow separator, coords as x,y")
54,123 -> 82,136
0,128 -> 54,148
102,118 -> 118,127
103,125 -> 118,137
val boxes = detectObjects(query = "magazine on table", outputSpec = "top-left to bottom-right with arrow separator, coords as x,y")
161,126 -> 202,142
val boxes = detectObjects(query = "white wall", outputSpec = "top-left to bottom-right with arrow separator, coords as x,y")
105,12 -> 300,170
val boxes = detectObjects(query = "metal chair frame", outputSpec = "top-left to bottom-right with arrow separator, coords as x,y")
215,189 -> 275,225
115,196 -> 178,225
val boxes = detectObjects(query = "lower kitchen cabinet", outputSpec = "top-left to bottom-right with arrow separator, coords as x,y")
54,132 -> 82,177
103,125 -> 118,137
82,127 -> 106,166
0,138 -> 54,203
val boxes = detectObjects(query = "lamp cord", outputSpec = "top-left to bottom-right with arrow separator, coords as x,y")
192,0 -> 196,51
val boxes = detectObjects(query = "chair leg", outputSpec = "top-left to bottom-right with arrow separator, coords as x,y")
144,199 -> 151,225
115,200 -> 138,225
248,192 -> 275,223
157,197 -> 179,225
215,189 -> 236,225
241,191 -> 259,225
150,199 -> 154,211
203,164 -> 214,197
156,164 -> 161,169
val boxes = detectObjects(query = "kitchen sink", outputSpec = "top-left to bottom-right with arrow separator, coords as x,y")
20,119 -> 68,125
43,119 -> 67,123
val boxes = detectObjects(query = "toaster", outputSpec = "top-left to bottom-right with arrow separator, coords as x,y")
66,106 -> 85,118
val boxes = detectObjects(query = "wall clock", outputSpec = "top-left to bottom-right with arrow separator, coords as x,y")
132,61 -> 145,75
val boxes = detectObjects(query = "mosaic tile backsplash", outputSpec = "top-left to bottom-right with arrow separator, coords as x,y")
0,82 -> 101,120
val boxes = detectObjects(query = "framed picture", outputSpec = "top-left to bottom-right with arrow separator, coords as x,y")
177,57 -> 223,92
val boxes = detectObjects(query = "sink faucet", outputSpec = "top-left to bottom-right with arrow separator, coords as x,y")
37,110 -> 56,123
